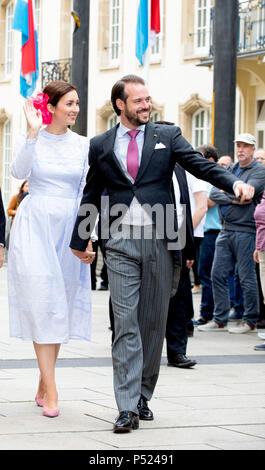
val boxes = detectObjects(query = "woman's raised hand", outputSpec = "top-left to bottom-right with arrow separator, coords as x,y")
24,98 -> 43,139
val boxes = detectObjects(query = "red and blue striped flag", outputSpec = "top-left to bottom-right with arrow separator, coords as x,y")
12,0 -> 39,98
150,0 -> 160,46
136,0 -> 160,65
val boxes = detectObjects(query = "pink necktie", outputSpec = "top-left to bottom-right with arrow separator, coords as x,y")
127,130 -> 140,180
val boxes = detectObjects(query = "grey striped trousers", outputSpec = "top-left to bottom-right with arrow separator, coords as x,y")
105,225 -> 179,414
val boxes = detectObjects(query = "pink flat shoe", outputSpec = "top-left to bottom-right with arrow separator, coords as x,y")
35,397 -> 45,407
42,408 -> 60,418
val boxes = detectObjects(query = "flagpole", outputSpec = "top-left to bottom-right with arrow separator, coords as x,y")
143,0 -> 151,86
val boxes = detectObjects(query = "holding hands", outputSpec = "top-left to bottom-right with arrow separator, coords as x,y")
71,239 -> 96,265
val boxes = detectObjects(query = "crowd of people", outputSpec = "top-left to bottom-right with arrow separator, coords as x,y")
193,142 -> 265,344
0,75 -> 264,434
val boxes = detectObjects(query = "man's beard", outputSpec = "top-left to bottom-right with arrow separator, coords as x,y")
124,106 -> 151,127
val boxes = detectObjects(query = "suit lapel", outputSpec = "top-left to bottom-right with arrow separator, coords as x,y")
102,125 -> 117,158
102,125 -> 130,182
102,122 -> 159,184
135,122 -> 159,183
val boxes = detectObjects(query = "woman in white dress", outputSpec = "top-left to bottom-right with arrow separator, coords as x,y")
8,81 -> 95,417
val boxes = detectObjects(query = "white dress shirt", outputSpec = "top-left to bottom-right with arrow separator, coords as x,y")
172,172 -> 184,229
186,171 -> 207,238
114,123 -> 153,226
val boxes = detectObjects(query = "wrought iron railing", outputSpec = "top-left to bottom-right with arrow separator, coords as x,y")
208,0 -> 265,57
238,0 -> 265,53
41,58 -> 72,88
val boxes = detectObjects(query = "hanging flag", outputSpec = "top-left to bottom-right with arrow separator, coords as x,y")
150,0 -> 160,46
12,0 -> 39,98
136,0 -> 148,66
136,0 -> 161,65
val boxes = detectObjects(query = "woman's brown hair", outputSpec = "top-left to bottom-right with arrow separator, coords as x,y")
43,80 -> 77,107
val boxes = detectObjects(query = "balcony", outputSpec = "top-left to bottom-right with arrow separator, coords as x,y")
238,0 -> 265,55
201,0 -> 265,64
41,58 -> 72,89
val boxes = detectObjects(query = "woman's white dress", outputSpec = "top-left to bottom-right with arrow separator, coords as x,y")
8,128 -> 92,344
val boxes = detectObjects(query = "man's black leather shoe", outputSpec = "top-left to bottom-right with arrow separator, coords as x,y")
137,395 -> 154,420
167,354 -> 197,369
113,411 -> 139,433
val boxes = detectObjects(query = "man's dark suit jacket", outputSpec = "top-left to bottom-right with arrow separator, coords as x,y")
172,163 -> 195,261
166,165 -> 195,354
0,189 -> 6,246
70,122 -> 237,266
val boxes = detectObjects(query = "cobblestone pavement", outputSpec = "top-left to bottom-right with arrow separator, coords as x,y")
0,265 -> 265,451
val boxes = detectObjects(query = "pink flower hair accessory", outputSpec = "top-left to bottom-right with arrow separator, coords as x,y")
32,92 -> 52,125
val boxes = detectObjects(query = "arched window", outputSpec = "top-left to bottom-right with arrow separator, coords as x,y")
192,109 -> 209,147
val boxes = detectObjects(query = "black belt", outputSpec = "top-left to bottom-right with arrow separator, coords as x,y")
205,229 -> 220,234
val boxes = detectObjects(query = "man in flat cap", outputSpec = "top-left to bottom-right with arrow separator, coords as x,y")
198,133 -> 265,334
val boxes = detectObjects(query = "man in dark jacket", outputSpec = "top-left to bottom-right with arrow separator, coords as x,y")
70,75 -> 255,433
198,133 -> 265,334
0,189 -> 6,268
166,162 -> 197,368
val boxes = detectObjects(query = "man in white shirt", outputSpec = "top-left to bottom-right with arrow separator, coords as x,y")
186,171 -> 207,294
166,163 -> 197,368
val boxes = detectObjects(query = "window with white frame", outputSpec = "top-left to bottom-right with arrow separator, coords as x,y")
107,113 -> 118,130
150,111 -> 161,123
151,0 -> 163,62
33,0 -> 41,75
70,0 -> 74,57
34,0 -> 41,36
194,0 -> 212,55
192,109 -> 210,148
256,100 -> 265,149
2,120 -> 12,207
5,1 -> 14,76
109,0 -> 122,65
235,87 -> 243,138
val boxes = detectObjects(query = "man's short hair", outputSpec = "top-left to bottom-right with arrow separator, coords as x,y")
197,145 -> 219,162
111,75 -> 146,116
